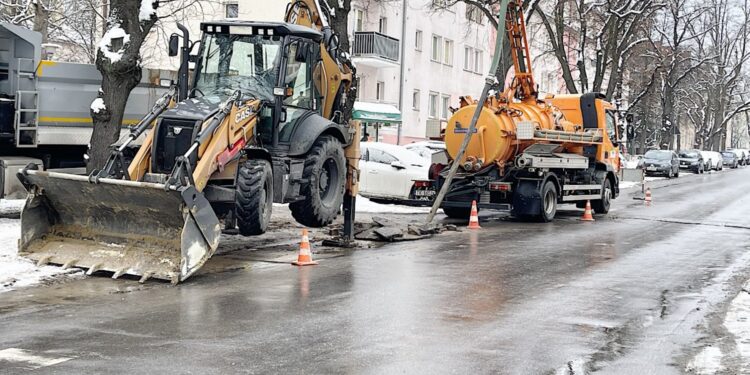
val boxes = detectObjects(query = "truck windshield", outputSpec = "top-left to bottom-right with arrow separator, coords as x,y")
194,34 -> 282,101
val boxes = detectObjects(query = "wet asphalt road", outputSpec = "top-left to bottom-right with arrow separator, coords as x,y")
2,168 -> 750,374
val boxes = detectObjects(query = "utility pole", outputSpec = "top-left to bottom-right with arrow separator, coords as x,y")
397,0 -> 407,145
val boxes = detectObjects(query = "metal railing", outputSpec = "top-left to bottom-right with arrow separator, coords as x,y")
352,32 -> 400,62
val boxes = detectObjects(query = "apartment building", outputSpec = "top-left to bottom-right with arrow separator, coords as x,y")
350,0 -> 493,143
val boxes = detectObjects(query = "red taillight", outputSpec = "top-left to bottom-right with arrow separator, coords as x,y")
414,180 -> 432,188
489,182 -> 512,192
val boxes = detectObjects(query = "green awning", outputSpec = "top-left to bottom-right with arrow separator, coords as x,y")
352,102 -> 401,123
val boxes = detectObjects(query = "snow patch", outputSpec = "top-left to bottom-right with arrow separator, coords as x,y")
619,181 -> 640,190
97,25 -> 130,63
0,219 -> 78,293
355,196 -> 434,214
139,0 -> 157,22
686,346 -> 724,374
90,98 -> 106,114
725,281 -> 750,363
0,199 -> 25,215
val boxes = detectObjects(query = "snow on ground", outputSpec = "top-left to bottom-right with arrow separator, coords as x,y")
619,181 -> 640,190
274,196 -> 433,214
355,196 -> 434,214
0,200 -> 78,293
725,281 -> 750,363
0,199 -> 24,215
686,346 -> 724,374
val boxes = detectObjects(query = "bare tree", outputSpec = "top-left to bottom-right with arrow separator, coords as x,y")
693,0 -> 750,150
648,0 -> 712,149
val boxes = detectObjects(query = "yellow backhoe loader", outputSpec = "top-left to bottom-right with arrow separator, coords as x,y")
17,0 -> 359,283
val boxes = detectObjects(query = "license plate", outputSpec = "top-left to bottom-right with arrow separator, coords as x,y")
647,166 -> 657,171
415,189 -> 435,197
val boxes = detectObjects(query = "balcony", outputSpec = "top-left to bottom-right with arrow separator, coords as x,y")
352,31 -> 400,68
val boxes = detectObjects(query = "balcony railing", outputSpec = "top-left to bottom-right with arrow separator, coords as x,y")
352,32 -> 400,63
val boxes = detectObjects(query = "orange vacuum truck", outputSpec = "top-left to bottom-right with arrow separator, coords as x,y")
420,2 -> 621,222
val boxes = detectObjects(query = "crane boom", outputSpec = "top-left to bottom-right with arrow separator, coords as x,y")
504,0 -> 537,102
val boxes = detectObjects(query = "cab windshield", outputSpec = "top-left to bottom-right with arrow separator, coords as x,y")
193,34 -> 282,101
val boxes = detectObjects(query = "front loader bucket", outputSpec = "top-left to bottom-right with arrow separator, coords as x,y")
17,171 -> 221,283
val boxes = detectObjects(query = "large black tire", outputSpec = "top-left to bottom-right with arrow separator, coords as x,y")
235,159 -> 273,236
537,181 -> 558,222
591,178 -> 612,214
290,135 -> 346,227
443,206 -> 473,219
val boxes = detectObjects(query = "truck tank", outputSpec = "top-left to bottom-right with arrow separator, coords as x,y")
444,96 -> 585,170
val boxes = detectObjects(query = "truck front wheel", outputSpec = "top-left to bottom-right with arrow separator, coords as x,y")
591,179 -> 612,214
290,135 -> 346,227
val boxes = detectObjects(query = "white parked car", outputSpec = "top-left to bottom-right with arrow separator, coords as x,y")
404,141 -> 446,160
700,150 -> 723,171
359,142 -> 429,201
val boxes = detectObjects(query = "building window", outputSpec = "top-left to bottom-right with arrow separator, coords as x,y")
354,77 -> 361,100
412,90 -> 420,110
464,46 -> 474,71
474,50 -> 483,73
225,3 -> 238,18
443,39 -> 453,66
415,30 -> 423,51
379,17 -> 387,34
354,9 -> 364,32
441,95 -> 451,120
428,92 -> 439,119
431,35 -> 442,62
466,5 -> 484,24
376,81 -> 385,101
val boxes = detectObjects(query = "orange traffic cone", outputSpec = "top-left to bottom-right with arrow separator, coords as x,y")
581,200 -> 595,221
292,228 -> 318,266
468,200 -> 481,229
645,187 -> 652,206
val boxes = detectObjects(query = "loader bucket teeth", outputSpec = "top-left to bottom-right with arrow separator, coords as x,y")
18,172 -> 221,283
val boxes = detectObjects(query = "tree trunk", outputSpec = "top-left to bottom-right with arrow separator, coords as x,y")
88,0 -> 156,172
325,0 -> 357,124
32,1 -> 49,43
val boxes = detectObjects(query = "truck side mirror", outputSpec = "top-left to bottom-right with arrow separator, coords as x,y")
168,34 -> 179,57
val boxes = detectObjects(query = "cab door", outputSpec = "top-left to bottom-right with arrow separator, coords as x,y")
599,102 -> 621,172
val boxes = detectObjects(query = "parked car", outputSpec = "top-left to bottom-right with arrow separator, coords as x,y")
643,149 -> 680,178
700,150 -> 723,171
404,141 -> 446,161
728,149 -> 747,166
722,151 -> 740,168
359,142 -> 430,201
701,151 -> 724,171
678,149 -> 705,173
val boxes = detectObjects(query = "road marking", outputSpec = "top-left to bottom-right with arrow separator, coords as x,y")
0,348 -> 72,369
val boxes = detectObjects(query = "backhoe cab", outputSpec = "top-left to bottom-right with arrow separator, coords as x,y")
17,20 -> 356,283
